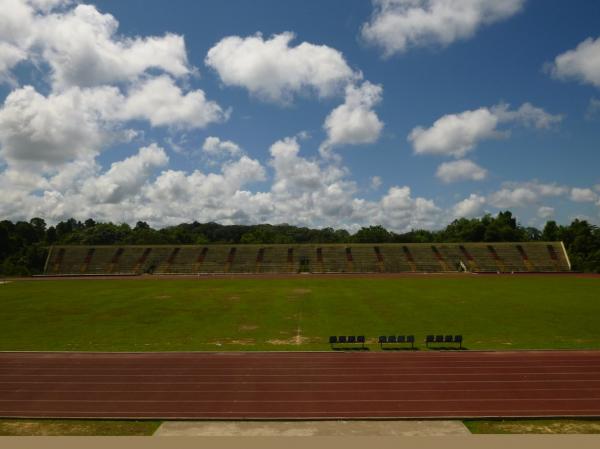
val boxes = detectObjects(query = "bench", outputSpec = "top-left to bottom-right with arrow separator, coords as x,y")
329,335 -> 366,349
425,334 -> 463,349
378,335 -> 415,349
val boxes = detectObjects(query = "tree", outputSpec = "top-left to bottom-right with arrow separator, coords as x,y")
542,221 -> 560,241
353,226 -> 391,243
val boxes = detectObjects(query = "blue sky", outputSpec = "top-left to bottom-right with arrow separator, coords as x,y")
0,0 -> 599,231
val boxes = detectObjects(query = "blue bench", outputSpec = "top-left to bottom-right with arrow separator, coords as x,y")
329,335 -> 365,349
425,334 -> 463,348
378,335 -> 415,349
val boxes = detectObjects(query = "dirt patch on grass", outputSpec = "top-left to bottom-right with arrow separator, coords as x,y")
154,295 -> 171,299
267,336 -> 318,345
292,288 -> 312,295
229,339 -> 255,345
227,295 -> 241,301
208,338 -> 256,346
238,324 -> 259,331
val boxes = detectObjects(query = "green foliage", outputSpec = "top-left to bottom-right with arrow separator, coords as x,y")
1,212 -> 599,275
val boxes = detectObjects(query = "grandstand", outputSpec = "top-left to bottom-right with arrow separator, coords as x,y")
43,242 -> 571,275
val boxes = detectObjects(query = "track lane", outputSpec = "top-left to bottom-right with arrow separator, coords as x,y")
1,351 -> 600,419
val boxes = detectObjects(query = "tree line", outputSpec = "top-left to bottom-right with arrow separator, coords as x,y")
1,211 -> 599,275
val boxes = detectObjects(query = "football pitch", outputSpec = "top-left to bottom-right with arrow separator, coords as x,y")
1,275 -> 599,352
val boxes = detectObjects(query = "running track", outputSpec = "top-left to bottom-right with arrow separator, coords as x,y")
1,351 -> 600,419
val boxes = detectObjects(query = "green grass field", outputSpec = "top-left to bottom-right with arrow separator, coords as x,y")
464,419 -> 600,434
0,419 -> 160,436
1,275 -> 599,351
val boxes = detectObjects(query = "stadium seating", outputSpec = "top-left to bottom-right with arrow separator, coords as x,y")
43,242 -> 571,275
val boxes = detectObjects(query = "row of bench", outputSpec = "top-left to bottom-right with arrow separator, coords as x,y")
329,334 -> 463,349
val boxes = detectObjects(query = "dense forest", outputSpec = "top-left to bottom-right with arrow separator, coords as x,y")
1,211 -> 599,275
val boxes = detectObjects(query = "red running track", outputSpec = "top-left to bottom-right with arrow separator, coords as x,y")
1,351 -> 600,419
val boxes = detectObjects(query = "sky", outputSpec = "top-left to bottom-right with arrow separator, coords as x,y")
0,0 -> 599,232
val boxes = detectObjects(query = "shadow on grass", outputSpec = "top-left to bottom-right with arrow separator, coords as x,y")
330,346 -> 370,351
380,346 -> 420,351
425,346 -> 469,351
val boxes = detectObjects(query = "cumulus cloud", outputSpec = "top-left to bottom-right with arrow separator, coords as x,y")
0,132 -> 447,232
0,42 -> 27,83
370,175 -> 382,190
452,194 -> 486,218
375,186 -> 441,230
0,85 -> 125,168
0,0 -> 39,78
81,144 -> 168,204
409,103 -> 562,157
409,107 -> 501,157
120,75 -> 228,129
0,0 -> 191,89
0,2 -> 229,169
202,136 -> 242,158
570,187 -> 598,203
537,206 -> 554,219
361,0 -> 526,56
35,4 -> 191,89
0,79 -> 228,170
321,81 -> 384,154
435,159 -> 487,183
270,136 -> 343,194
494,103 -> 564,129
205,32 -> 358,103
488,181 -> 568,209
549,36 -> 600,88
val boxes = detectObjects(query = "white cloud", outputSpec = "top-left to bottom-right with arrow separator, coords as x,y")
409,107 -> 501,157
269,137 -> 339,194
36,4 -> 191,89
453,194 -> 486,218
537,206 -> 554,219
586,97 -> 600,120
205,32 -> 358,103
120,75 -> 228,129
321,81 -> 384,153
488,181 -> 568,208
494,102 -> 564,129
488,187 -> 538,208
409,103 -> 562,157
570,187 -> 598,203
549,37 -> 600,88
0,42 -> 27,83
0,1 -> 191,89
0,77 -> 227,170
435,159 -> 487,183
202,136 -> 242,158
0,0 -> 70,81
0,85 -> 125,168
0,134 -> 440,232
361,0 -> 525,56
375,186 -> 441,230
81,144 -> 168,203
370,175 -> 382,190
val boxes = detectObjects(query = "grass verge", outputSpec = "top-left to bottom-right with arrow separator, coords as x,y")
0,419 -> 161,436
464,419 -> 600,434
